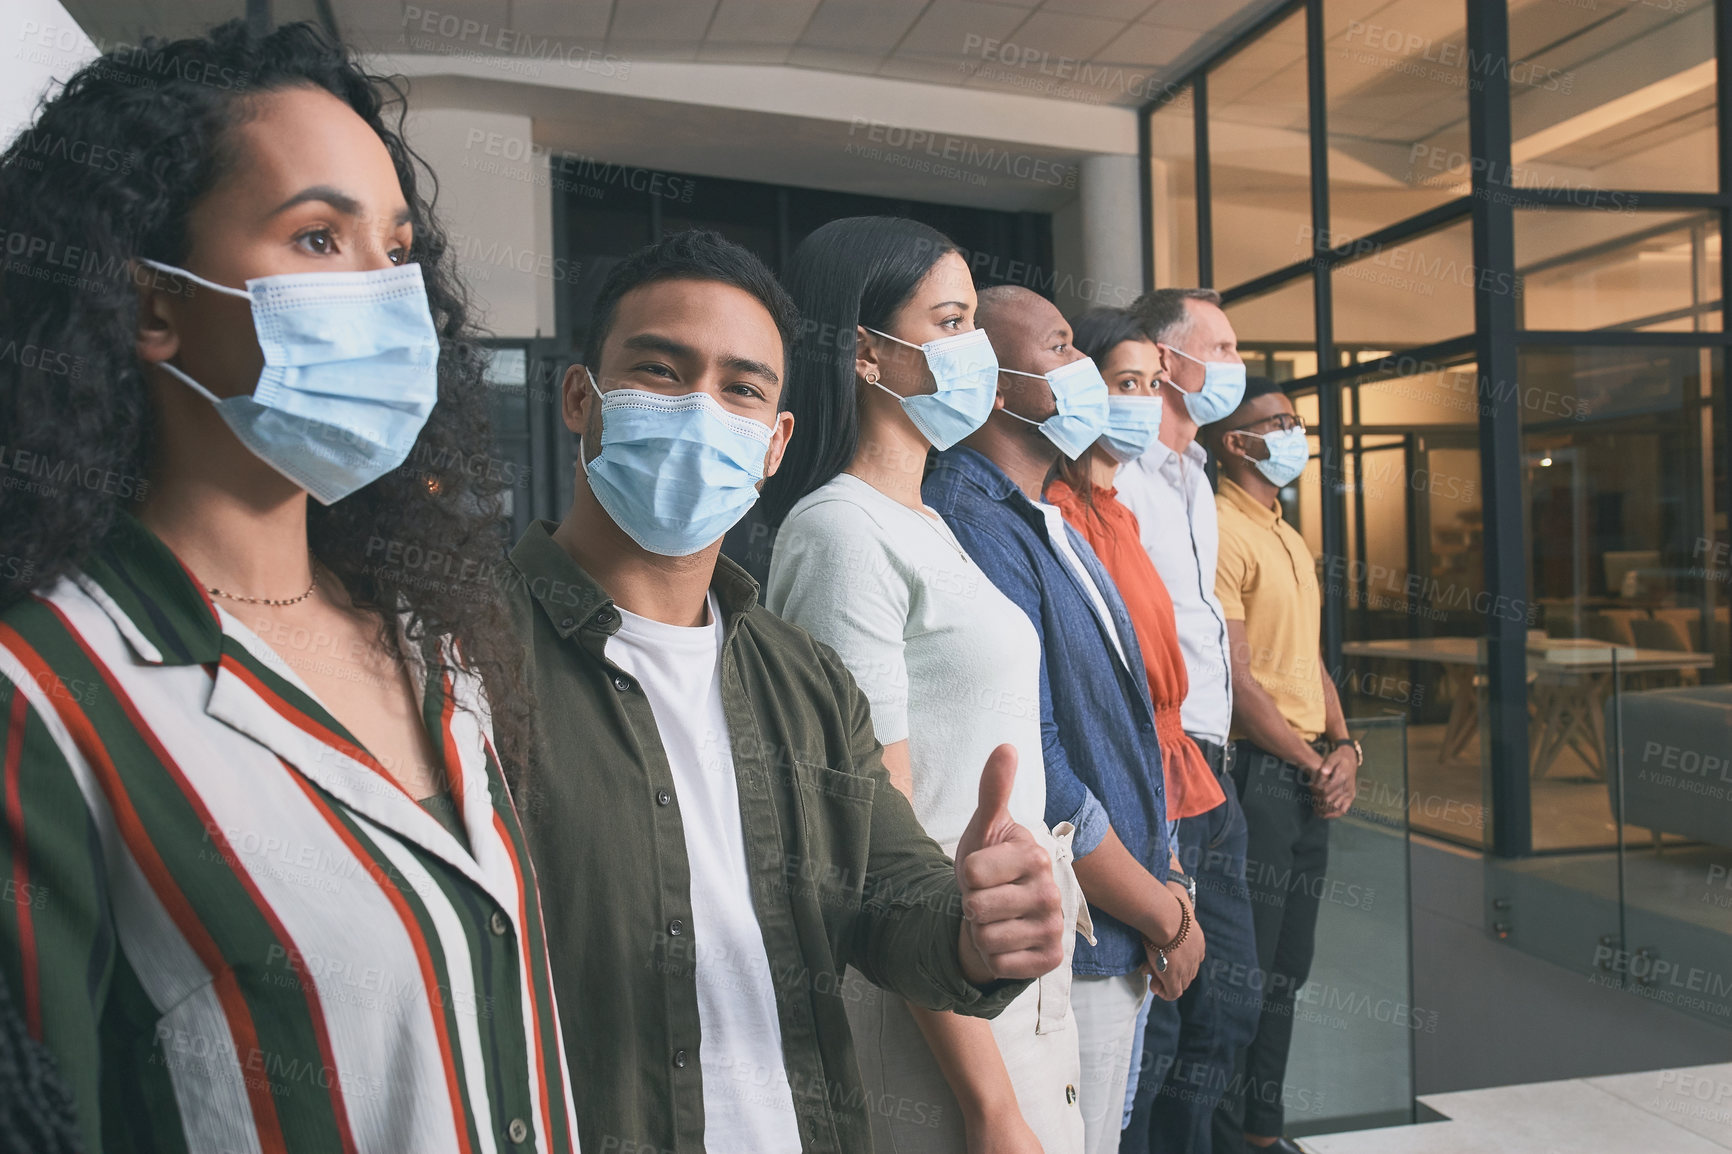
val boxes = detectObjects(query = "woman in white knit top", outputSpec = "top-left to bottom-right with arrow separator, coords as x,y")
762,217 -> 1088,1154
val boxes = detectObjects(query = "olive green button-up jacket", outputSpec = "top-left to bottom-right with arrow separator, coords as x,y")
508,522 -> 1025,1154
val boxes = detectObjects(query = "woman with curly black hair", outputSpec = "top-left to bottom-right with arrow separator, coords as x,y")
0,20 -> 577,1152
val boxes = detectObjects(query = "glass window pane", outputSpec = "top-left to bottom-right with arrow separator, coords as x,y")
1324,0 -> 1470,244
1149,88 -> 1198,289
1516,210 -> 1721,332
1611,347 -> 1730,1026
1519,346 -> 1725,853
1353,356 -> 1482,427
485,346 -> 528,388
1284,386 -> 1324,560
1506,0 -> 1717,194
1226,276 -> 1317,382
1208,10 -> 1312,289
1332,217 -> 1476,350
1338,358 -> 1487,848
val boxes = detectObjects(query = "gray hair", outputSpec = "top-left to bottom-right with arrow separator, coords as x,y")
1129,287 -> 1222,346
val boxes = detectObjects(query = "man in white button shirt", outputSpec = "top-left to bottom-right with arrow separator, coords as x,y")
1116,289 -> 1264,1154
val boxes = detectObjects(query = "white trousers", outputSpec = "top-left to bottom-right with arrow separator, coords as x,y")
1070,972 -> 1149,1154
842,823 -> 1091,1153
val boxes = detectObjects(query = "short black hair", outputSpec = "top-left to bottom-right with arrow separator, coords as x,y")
1129,287 -> 1222,345
581,229 -> 799,378
1239,374 -> 1284,407
1201,374 -> 1284,442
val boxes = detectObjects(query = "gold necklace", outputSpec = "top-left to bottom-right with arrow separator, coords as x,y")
917,507 -> 968,564
206,565 -> 318,607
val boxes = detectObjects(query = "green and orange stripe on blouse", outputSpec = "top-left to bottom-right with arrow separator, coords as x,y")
0,513 -> 576,1154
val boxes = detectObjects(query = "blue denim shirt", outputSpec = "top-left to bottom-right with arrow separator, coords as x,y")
925,448 -> 1170,977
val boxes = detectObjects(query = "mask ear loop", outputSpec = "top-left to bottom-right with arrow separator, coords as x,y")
991,367 -> 1055,429
134,259 -> 254,406
1157,343 -> 1205,403
150,360 -> 226,407
576,365 -> 603,476
863,326 -> 921,351
1226,428 -> 1269,464
136,258 -> 253,301
861,327 -> 927,405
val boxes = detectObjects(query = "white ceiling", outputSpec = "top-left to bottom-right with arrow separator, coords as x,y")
62,0 -> 1282,109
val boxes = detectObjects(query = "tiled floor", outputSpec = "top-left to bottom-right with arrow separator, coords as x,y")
1400,722 -> 1680,852
1299,1063 -> 1732,1153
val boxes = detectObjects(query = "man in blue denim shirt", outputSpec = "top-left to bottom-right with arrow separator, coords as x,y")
924,285 -> 1203,1154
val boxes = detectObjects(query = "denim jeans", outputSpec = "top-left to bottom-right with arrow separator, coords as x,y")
1120,760 -> 1261,1154
1210,739 -> 1331,1148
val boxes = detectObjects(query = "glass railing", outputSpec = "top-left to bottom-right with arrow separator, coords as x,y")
1601,662 -> 1730,1028
1503,340 -> 1730,1033
1484,651 -> 1732,1031
1285,715 -> 1417,1137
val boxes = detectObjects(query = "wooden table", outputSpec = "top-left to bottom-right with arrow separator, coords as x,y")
1340,638 -> 1714,779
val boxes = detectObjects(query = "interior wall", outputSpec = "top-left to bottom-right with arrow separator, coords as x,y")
1051,193 -> 1088,320
403,107 -> 552,339
1078,152 -> 1144,314
1,0 -> 96,140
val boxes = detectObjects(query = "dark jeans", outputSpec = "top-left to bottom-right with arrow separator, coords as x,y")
1121,741 -> 1260,1154
1210,739 -> 1330,1149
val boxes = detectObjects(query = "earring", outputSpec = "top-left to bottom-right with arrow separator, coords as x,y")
865,372 -> 879,385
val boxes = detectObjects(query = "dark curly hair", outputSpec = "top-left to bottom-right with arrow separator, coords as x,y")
0,967 -> 79,1153
0,20 -> 532,769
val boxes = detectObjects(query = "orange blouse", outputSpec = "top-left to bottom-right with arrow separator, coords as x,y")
1046,479 -> 1225,821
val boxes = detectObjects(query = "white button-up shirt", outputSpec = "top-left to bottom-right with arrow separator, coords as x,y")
1115,438 -> 1234,745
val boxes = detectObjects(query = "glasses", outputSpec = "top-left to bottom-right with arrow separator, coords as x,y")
1229,414 -> 1307,435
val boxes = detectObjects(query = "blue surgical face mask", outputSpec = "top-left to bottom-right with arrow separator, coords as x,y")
1099,395 -> 1164,463
582,383 -> 774,557
1162,344 -> 1247,426
863,326 -> 998,450
1240,425 -> 1310,487
999,356 -> 1111,460
139,259 -> 440,505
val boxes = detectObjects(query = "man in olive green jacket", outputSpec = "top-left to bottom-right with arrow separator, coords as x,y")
508,229 -> 1066,1154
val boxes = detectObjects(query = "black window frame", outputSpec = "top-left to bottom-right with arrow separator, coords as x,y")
1140,0 -> 1732,858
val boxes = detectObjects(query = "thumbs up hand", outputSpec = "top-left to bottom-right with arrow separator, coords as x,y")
954,744 -> 1066,985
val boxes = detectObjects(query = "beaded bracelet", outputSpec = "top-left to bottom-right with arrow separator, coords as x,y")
1145,896 -> 1192,974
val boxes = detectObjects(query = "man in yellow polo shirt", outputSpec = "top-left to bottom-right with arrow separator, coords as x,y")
1204,377 -> 1359,1154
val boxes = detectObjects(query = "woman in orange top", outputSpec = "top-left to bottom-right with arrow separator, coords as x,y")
1045,312 -> 1223,824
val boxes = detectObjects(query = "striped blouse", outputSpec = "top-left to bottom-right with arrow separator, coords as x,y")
0,515 -> 579,1154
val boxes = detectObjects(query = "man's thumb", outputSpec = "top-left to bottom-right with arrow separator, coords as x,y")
973,744 -> 1018,828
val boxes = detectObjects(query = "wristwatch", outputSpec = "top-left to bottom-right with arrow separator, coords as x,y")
1326,737 -> 1363,766
1169,869 -> 1197,904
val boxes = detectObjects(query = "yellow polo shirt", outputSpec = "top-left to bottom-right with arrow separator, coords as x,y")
1215,476 -> 1326,741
